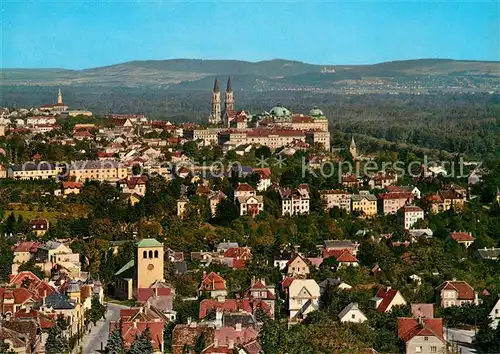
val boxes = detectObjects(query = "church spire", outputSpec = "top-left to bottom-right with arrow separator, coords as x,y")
209,78 -> 221,125
224,76 -> 234,113
213,78 -> 220,93
57,88 -> 63,104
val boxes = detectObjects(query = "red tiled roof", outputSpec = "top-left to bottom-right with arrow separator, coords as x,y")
281,277 -> 294,289
342,175 -> 359,183
199,298 -> 271,319
223,247 -> 252,260
450,232 -> 476,242
62,181 -> 83,189
110,321 -> 164,350
292,116 -> 314,123
118,175 -> 148,189
378,192 -> 412,200
73,130 -> 93,137
200,272 -> 226,292
322,249 -> 358,263
235,183 -> 255,192
97,151 -> 114,158
13,242 -> 41,253
14,309 -> 55,329
437,281 -> 476,300
399,205 -> 423,213
136,287 -> 172,302
253,168 -> 271,178
398,317 -> 444,342
374,288 -> 401,312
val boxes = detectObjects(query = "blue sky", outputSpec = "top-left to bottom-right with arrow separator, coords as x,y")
1,0 -> 499,69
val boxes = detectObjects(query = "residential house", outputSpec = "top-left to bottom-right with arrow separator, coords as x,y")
378,192 -> 413,215
436,280 -> 479,308
449,232 -> 475,248
285,254 -> 310,278
368,173 -> 397,189
54,181 -> 83,197
199,272 -> 227,300
221,247 -> 252,269
109,307 -> 167,354
34,293 -> 84,338
338,302 -> 367,323
489,298 -> 500,329
477,247 -> 500,260
371,287 -> 407,312
0,319 -> 40,354
386,185 -> 421,199
398,205 -> 425,230
28,219 -> 49,237
321,240 -> 360,256
321,248 -> 359,268
243,277 -> 276,318
136,282 -> 176,321
397,317 -> 446,354
341,174 -> 363,188
279,184 -> 310,216
318,278 -> 352,293
117,175 -> 148,196
0,288 -> 37,317
425,189 -> 465,213
288,279 -> 320,324
12,242 -> 42,264
351,192 -> 378,216
199,298 -> 272,322
320,190 -> 351,212
253,168 -> 272,191
208,191 -> 227,217
8,271 -> 56,300
234,183 -> 263,217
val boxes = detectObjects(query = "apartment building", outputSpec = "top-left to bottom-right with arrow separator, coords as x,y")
68,160 -> 128,182
320,190 -> 351,212
279,184 -> 310,216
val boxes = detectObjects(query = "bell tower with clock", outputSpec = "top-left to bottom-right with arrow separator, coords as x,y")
136,238 -> 164,289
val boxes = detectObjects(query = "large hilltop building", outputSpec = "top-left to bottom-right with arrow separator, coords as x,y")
199,80 -> 331,151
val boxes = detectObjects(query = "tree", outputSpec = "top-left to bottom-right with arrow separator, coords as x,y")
18,259 -> 44,279
45,321 -> 70,354
0,240 -> 13,282
194,332 -> 205,354
0,340 -> 16,354
105,327 -> 125,354
129,327 -> 154,354
89,295 -> 106,325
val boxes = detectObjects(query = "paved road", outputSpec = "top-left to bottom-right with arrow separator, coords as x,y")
80,303 -> 127,354
445,327 -> 477,354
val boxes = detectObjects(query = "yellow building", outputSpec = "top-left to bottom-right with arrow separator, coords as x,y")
68,160 -> 128,182
114,238 -> 165,300
8,162 -> 59,180
351,193 -> 378,216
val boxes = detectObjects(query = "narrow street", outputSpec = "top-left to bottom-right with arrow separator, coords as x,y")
79,303 -> 127,354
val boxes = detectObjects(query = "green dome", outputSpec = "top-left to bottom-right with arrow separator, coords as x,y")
269,104 -> 291,118
309,107 -> 325,118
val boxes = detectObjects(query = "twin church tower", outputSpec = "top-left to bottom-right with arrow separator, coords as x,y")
209,77 -> 234,125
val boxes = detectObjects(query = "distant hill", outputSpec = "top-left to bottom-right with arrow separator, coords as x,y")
1,58 -> 499,92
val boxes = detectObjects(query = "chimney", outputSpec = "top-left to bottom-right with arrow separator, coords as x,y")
187,317 -> 192,325
235,323 -> 242,332
132,320 -> 137,328
202,271 -> 206,278
228,340 -> 234,349
251,276 -> 256,287
213,338 -> 219,348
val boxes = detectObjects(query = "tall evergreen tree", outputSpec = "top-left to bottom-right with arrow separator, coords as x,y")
45,322 -> 70,354
129,327 -> 154,354
105,327 -> 125,354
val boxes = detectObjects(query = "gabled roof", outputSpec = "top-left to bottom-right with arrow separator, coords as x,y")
397,317 -> 444,343
338,302 -> 364,320
13,241 -> 41,253
436,281 -> 476,300
200,272 -> 226,291
373,288 -> 404,312
235,183 -> 255,192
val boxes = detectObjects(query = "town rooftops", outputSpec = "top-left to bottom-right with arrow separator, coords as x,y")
69,160 -> 124,170
378,192 -> 412,200
351,194 -> 377,201
235,183 -> 255,192
35,292 -> 75,310
373,287 -> 401,312
13,241 -> 42,253
398,205 -> 424,213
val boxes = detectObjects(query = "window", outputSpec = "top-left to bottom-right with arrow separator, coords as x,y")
149,250 -> 153,258
430,347 -> 437,353
415,346 -> 422,353
154,250 -> 158,258
143,251 -> 147,258
424,336 -> 429,341
351,314 -> 355,319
